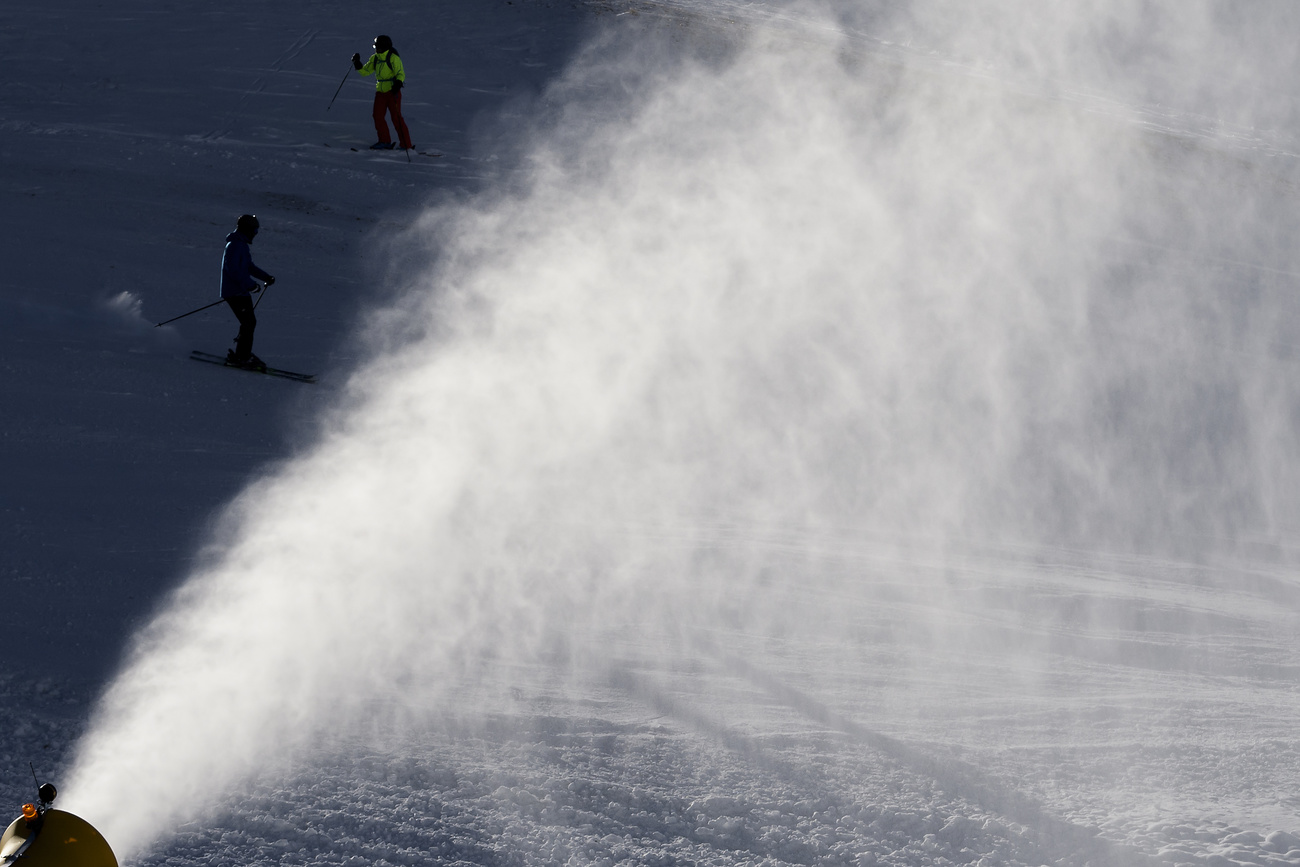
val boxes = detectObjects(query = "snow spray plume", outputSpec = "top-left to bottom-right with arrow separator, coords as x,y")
65,0 -> 1300,857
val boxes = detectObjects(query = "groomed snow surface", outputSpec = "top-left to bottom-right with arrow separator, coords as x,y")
4,1 -> 1300,866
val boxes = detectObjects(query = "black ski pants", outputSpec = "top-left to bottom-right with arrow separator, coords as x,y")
226,295 -> 257,359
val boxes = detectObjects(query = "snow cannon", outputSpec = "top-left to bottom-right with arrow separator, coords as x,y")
0,783 -> 117,867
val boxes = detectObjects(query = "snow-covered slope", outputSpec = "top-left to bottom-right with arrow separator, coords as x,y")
0,0 -> 593,684
3,2 -> 1300,867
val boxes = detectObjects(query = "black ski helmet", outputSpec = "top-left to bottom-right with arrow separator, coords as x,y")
236,214 -> 260,236
374,34 -> 393,52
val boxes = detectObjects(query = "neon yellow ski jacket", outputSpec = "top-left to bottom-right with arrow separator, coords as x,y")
359,51 -> 405,92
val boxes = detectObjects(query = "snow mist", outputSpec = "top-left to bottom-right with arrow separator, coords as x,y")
65,0 -> 1300,857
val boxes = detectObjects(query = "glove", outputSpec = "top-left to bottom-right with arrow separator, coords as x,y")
392,79 -> 403,91
265,275 -> 275,287
351,53 -> 362,70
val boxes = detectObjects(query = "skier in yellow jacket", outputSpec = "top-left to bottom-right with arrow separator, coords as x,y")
351,35 -> 412,151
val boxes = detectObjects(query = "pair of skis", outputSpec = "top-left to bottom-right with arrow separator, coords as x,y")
165,300 -> 317,382
190,350 -> 316,384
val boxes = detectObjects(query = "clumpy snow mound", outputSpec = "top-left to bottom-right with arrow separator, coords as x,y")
73,537 -> 1300,867
128,608 -> 1300,867
119,683 -> 1161,867
136,724 -> 1115,867
4,1 -> 1300,867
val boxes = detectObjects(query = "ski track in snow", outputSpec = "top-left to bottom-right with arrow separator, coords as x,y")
205,29 -> 321,143
3,1 -> 1300,867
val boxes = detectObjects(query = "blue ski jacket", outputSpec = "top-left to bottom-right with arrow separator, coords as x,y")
220,231 -> 272,299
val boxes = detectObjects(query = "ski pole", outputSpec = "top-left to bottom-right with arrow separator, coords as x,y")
326,62 -> 352,111
252,281 -> 270,311
154,297 -> 227,327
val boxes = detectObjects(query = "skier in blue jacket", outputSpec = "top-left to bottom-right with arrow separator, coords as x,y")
220,214 -> 275,370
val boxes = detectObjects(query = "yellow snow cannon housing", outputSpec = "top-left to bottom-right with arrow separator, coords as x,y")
0,784 -> 117,867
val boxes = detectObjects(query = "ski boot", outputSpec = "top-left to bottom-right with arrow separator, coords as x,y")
226,350 -> 268,372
